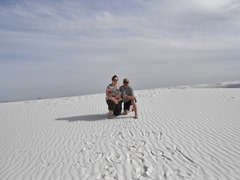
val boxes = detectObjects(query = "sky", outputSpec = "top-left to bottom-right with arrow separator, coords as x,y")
1,0 -> 240,102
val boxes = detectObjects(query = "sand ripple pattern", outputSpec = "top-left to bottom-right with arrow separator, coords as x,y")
0,89 -> 240,179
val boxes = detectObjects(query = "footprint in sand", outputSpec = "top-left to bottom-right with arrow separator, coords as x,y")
97,164 -> 118,180
128,153 -> 153,180
117,132 -> 126,139
152,131 -> 163,140
72,161 -> 82,169
103,131 -> 115,138
88,152 -> 104,163
80,141 -> 96,152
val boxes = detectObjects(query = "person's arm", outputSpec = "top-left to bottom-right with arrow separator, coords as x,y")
125,94 -> 135,101
116,89 -> 122,101
106,87 -> 118,103
125,87 -> 135,100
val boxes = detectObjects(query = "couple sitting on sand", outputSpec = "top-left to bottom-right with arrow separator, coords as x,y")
106,75 -> 138,119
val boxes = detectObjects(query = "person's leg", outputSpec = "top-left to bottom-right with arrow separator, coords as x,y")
131,100 -> 138,119
108,110 -> 113,119
124,109 -> 129,115
130,98 -> 137,112
124,101 -> 131,115
114,101 -> 122,116
107,100 -> 116,119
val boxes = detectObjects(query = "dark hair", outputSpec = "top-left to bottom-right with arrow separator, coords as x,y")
111,75 -> 118,81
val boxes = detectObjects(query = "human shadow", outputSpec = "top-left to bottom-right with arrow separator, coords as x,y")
55,114 -> 107,122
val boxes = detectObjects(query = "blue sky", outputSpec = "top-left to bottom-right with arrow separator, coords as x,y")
1,0 -> 240,102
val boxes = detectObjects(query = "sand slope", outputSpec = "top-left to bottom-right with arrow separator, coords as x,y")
0,88 -> 240,180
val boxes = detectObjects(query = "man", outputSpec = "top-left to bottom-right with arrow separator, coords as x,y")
120,78 -> 138,119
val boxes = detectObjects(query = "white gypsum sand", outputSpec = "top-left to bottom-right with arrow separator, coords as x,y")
0,87 -> 240,180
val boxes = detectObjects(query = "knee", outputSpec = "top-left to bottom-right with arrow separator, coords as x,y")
131,100 -> 136,105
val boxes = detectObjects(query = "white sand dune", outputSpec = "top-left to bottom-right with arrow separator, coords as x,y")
1,85 -> 240,180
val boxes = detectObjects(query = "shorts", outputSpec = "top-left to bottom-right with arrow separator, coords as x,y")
123,101 -> 132,111
107,100 -> 116,111
123,98 -> 137,111
106,100 -> 123,116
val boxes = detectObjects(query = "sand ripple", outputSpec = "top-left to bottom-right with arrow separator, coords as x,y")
0,89 -> 240,179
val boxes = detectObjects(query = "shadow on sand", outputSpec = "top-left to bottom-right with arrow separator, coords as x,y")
55,114 -> 107,122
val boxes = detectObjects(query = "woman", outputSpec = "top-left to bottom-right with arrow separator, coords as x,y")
106,75 -> 122,119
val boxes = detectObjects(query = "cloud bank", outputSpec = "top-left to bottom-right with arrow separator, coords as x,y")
1,0 -> 240,101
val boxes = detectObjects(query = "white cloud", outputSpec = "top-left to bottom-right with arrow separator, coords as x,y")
0,0 -> 240,101
193,0 -> 239,10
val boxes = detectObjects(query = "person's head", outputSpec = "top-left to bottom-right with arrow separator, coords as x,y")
111,75 -> 119,84
123,78 -> 129,87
